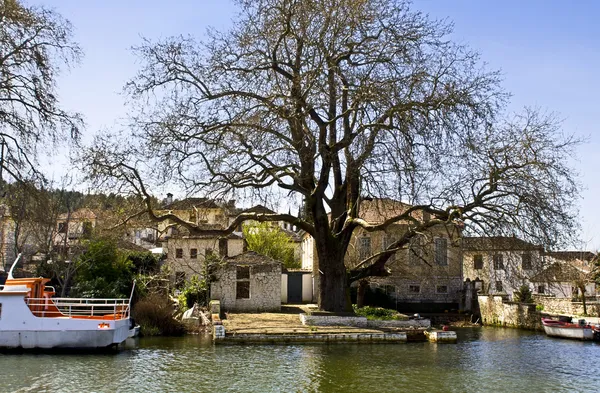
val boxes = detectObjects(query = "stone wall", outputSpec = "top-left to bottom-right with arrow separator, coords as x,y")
211,255 -> 282,312
478,295 -> 542,330
534,295 -> 600,317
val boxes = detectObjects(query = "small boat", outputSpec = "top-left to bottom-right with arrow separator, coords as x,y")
541,318 -> 594,341
0,255 -> 134,349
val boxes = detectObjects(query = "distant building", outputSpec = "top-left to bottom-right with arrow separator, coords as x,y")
462,236 -> 544,299
54,208 -> 97,247
0,204 -> 16,271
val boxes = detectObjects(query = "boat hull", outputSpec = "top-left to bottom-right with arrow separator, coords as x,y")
0,323 -> 130,349
542,319 -> 594,341
0,290 -> 131,349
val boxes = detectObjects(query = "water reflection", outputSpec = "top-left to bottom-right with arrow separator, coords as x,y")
0,328 -> 599,392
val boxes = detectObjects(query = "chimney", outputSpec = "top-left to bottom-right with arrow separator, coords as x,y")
165,193 -> 173,205
228,199 -> 236,207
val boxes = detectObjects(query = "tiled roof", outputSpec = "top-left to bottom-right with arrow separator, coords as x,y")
462,236 -> 543,251
530,262 -> 588,283
58,208 -> 97,220
225,251 -> 282,265
162,198 -> 221,210
544,251 -> 596,262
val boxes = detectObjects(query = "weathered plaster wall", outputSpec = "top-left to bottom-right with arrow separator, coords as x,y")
211,261 -> 282,312
302,274 -> 313,302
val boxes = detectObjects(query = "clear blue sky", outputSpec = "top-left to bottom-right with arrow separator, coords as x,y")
37,0 -> 600,250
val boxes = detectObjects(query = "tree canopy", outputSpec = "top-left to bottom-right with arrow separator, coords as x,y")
0,0 -> 82,183
85,0 -> 580,311
243,222 -> 300,269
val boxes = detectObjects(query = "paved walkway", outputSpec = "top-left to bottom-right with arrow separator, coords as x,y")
222,305 -> 386,335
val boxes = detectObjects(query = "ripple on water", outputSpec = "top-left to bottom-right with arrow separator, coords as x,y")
1,330 -> 600,393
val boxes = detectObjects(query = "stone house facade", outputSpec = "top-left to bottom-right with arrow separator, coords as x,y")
156,196 -> 237,240
462,236 -> 545,299
531,251 -> 597,298
301,198 -> 463,308
210,251 -> 282,312
54,208 -> 97,247
165,234 -> 244,284
0,205 -> 16,271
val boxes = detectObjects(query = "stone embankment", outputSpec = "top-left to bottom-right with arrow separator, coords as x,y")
210,303 -> 452,344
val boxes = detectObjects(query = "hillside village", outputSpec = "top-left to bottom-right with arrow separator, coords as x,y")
0,193 -> 596,315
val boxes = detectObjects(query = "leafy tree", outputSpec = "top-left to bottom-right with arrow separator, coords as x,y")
0,0 -> 82,183
243,222 -> 300,269
85,0 -> 580,311
71,238 -> 135,298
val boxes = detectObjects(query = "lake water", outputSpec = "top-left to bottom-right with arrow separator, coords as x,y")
1,328 -> 598,392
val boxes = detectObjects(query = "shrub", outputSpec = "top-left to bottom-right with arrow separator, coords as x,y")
514,285 -> 534,303
353,305 -> 401,320
536,304 -> 544,311
181,275 -> 209,309
132,294 -> 185,336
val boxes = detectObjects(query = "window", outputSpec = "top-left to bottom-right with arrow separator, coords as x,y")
522,253 -> 532,270
473,254 -> 484,270
434,238 -> 448,266
409,236 -> 424,265
190,210 -> 197,223
147,232 -> 154,241
175,271 -> 186,289
537,285 -> 545,294
409,285 -> 420,293
175,248 -> 183,259
359,237 -> 371,260
190,248 -> 198,259
236,265 -> 250,299
219,238 -> 228,257
58,222 -> 67,234
495,281 -> 503,292
436,285 -> 448,294
493,254 -> 504,270
82,221 -> 93,238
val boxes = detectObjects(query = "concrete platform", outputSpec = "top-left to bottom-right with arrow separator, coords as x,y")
215,307 -> 429,344
424,329 -> 458,343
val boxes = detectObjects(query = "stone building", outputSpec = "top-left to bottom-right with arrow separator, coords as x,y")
54,208 -> 97,247
531,251 -> 597,298
301,197 -> 463,310
0,204 -> 16,271
462,236 -> 545,299
156,196 -> 237,240
165,234 -> 244,284
210,251 -> 282,312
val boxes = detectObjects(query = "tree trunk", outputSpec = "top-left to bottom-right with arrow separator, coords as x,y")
314,241 -> 352,312
580,286 -> 587,316
356,279 -> 369,308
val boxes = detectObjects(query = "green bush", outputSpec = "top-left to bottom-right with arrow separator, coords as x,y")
514,285 -> 534,303
181,275 -> 209,309
536,304 -> 544,311
353,305 -> 401,320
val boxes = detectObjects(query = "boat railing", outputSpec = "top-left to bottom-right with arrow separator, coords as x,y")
25,297 -> 131,319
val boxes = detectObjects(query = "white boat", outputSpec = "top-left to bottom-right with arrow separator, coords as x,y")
541,318 -> 594,341
0,255 -> 134,349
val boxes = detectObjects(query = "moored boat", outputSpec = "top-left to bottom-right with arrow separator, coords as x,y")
0,255 -> 134,349
541,318 -> 594,341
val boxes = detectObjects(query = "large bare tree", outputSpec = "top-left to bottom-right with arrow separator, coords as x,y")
0,0 -> 82,183
85,0 -> 579,311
